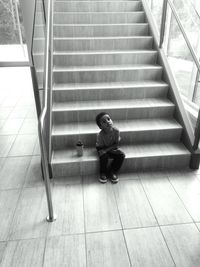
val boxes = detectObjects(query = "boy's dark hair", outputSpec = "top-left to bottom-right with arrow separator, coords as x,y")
95,112 -> 109,128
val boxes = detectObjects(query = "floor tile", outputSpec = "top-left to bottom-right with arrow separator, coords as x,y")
140,173 -> 193,225
0,238 -> 45,267
54,175 -> 82,185
0,190 -> 20,241
0,118 -> 24,135
0,135 -> 16,157
18,118 -> 37,134
33,138 -> 41,156
8,134 -> 37,156
26,106 -> 38,119
84,178 -> 121,232
8,106 -> 29,119
0,242 -> 6,263
1,96 -> 19,107
0,119 -> 5,128
114,180 -> 157,228
86,230 -> 131,267
44,234 -> 86,267
120,172 -> 139,180
168,172 -> 200,221
196,223 -> 200,231
161,223 -> 200,267
9,187 -> 49,240
24,156 -> 43,188
48,184 -> 84,236
0,157 -> 31,190
0,107 -> 13,119
0,157 -> 6,169
124,227 -> 175,267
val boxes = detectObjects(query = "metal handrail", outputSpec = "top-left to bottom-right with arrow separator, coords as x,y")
38,0 -> 56,222
159,0 -> 200,150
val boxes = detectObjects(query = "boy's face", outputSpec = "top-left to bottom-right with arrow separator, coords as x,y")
99,114 -> 113,131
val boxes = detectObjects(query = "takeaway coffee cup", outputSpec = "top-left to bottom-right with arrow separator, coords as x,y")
76,141 -> 83,156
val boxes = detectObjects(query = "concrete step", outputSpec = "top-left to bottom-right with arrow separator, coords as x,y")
53,23 -> 149,38
53,1 -> 143,12
53,50 -> 158,67
51,142 -> 190,177
53,64 -> 162,83
33,53 -> 44,69
54,0 -> 141,1
53,11 -> 145,24
32,38 -> 45,53
52,118 -> 183,149
34,26 -> 45,38
52,98 -> 175,123
35,12 -> 44,25
53,81 -> 169,102
53,36 -> 153,51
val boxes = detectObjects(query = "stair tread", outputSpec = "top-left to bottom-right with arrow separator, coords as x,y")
54,11 -> 145,14
54,23 -> 148,26
52,118 -> 182,135
53,80 -> 168,90
53,64 -> 162,72
52,142 -> 190,163
54,36 -> 152,40
53,98 -> 174,111
55,0 -> 139,1
36,50 -> 156,56
55,0 -> 140,3
53,50 -> 157,55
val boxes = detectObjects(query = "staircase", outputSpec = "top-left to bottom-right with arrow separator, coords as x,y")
49,0 -> 191,177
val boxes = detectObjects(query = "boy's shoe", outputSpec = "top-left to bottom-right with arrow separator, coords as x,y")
99,174 -> 107,184
110,173 -> 119,183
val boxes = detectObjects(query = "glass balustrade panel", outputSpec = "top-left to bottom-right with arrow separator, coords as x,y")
0,0 -> 28,62
163,9 -> 200,131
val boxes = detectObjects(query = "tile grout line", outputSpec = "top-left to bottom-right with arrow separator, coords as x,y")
81,175 -> 88,267
138,174 -> 177,267
111,183 -> 133,267
0,112 -> 27,155
166,172 -> 200,231
4,157 -> 32,243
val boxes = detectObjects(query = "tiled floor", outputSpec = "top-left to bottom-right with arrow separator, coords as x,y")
0,67 -> 200,266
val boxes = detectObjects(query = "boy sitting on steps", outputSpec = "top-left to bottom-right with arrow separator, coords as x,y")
95,112 -> 125,184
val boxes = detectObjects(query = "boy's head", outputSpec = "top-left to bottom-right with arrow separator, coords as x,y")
96,112 -> 113,130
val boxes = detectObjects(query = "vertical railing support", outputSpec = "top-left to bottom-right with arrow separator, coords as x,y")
159,0 -> 168,48
38,125 -> 56,222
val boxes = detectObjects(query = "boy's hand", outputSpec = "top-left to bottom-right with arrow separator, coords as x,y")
99,149 -> 106,157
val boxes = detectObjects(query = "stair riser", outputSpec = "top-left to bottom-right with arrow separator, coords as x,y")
53,106 -> 175,123
54,12 -> 145,24
54,0 -> 141,1
35,12 -> 44,25
53,68 -> 162,83
35,71 -> 43,87
52,128 -> 182,149
54,37 -> 153,51
34,26 -> 45,38
51,154 -> 190,177
33,54 -> 44,69
36,1 -> 44,12
54,2 -> 143,12
32,39 -> 45,53
53,24 -> 149,38
53,52 -> 157,67
53,86 -> 168,102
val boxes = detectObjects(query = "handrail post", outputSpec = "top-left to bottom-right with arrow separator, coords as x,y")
38,124 -> 56,222
193,109 -> 200,150
159,0 -> 168,48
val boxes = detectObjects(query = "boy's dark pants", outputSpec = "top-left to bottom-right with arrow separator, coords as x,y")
99,149 -> 125,174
